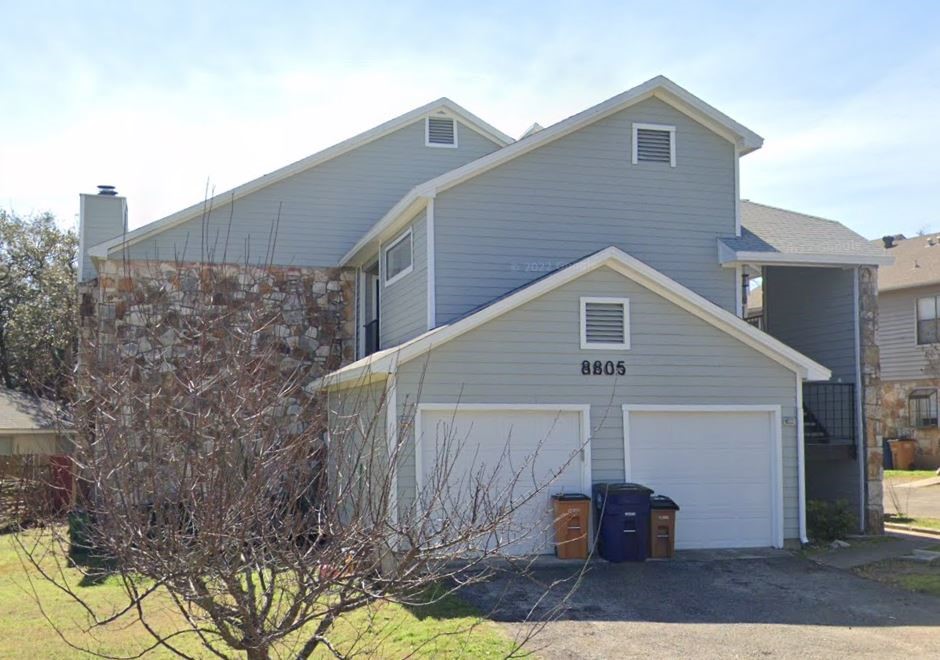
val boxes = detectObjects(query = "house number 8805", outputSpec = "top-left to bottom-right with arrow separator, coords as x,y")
581,360 -> 626,376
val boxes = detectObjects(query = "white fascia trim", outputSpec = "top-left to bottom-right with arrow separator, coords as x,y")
623,404 -> 785,549
89,98 -> 510,259
719,247 -> 895,268
383,228 -> 414,287
414,403 -> 593,497
580,296 -> 631,350
318,246 -> 831,389
342,75 -> 763,265
631,123 -> 676,167
426,198 -> 436,330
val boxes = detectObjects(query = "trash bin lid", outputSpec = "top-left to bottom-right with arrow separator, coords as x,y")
594,482 -> 653,496
650,495 -> 680,510
553,492 -> 590,501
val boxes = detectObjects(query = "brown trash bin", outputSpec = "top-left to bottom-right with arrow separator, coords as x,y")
552,494 -> 590,559
649,495 -> 680,559
890,439 -> 917,470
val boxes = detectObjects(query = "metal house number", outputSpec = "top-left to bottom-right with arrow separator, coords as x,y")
581,360 -> 626,376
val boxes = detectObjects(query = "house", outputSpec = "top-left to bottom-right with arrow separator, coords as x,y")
0,387 -> 67,456
875,233 -> 940,468
77,76 -> 892,551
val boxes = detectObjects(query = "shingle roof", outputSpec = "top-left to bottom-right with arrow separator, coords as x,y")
873,234 -> 940,292
719,201 -> 890,265
0,388 -> 61,432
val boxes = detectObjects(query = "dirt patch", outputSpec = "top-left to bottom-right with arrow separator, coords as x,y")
856,558 -> 940,598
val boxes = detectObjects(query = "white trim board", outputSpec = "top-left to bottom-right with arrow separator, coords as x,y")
88,98 -> 512,260
314,246 -> 831,391
718,241 -> 895,268
413,403 -> 593,514
342,75 -> 764,265
622,404 -> 785,549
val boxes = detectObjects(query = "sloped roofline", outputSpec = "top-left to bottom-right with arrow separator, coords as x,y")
88,98 -> 513,259
342,75 -> 765,265
314,246 -> 830,391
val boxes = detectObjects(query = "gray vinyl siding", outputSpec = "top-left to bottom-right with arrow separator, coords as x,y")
879,286 -> 939,381
764,266 -> 856,383
379,211 -> 427,348
392,266 -> 801,540
433,96 -> 738,323
117,120 -> 501,267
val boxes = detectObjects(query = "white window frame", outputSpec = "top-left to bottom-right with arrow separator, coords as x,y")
580,296 -> 631,350
383,228 -> 414,286
632,122 -> 676,167
425,116 -> 458,149
915,295 -> 940,346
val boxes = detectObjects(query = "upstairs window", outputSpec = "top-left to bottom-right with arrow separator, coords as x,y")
384,229 -> 413,286
632,123 -> 676,167
426,117 -> 457,148
580,297 -> 630,350
916,295 -> 940,344
909,389 -> 938,428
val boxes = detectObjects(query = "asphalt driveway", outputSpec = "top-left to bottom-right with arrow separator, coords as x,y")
462,552 -> 940,658
884,476 -> 940,519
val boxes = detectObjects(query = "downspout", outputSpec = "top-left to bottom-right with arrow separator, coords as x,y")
853,266 -> 866,532
385,363 -> 399,526
797,371 -> 808,544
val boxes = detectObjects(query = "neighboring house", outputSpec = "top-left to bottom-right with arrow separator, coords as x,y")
0,387 -> 67,455
77,76 -> 891,551
876,233 -> 940,468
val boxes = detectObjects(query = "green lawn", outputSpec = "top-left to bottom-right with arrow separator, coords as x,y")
884,515 -> 940,531
884,469 -> 937,482
856,558 -> 940,598
0,532 -> 515,658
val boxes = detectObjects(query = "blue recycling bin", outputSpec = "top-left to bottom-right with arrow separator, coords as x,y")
592,482 -> 653,562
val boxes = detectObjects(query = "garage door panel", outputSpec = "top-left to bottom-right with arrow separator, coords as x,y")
420,408 -> 586,555
626,409 -> 778,550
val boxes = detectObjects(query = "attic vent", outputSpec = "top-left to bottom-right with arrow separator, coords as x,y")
633,123 -> 676,167
426,117 -> 457,147
580,297 -> 630,350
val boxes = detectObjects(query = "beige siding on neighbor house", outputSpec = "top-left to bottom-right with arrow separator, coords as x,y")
392,266 -> 801,540
879,286 -> 940,382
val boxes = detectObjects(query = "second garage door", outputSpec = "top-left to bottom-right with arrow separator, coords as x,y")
623,406 -> 782,549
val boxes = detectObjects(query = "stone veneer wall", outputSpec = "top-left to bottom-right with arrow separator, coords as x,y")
78,260 -> 356,388
859,266 -> 884,533
882,381 -> 940,469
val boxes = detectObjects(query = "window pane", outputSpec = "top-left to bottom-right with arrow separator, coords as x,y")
385,235 -> 412,281
918,296 -> 937,321
918,320 -> 938,344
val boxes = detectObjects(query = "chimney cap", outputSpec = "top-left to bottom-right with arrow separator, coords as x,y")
97,185 -> 117,196
882,235 -> 895,249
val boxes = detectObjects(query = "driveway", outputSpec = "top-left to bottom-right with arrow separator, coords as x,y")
462,552 -> 940,658
884,476 -> 940,518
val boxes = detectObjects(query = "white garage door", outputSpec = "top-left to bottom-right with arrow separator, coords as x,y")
418,406 -> 589,555
624,407 -> 781,549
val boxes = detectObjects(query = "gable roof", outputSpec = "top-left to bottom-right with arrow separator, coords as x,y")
0,388 -> 62,433
874,233 -> 940,292
88,98 -> 513,259
718,201 -> 893,267
341,75 -> 765,265
314,246 -> 830,390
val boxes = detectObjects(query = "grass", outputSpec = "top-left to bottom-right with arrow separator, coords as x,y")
800,535 -> 898,557
884,515 -> 940,531
856,558 -> 940,598
0,531 -> 515,658
884,469 -> 937,482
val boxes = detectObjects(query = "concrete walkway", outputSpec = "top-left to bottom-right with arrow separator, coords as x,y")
809,532 -> 938,570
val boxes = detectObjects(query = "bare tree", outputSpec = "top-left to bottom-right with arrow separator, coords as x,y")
14,257 -> 586,659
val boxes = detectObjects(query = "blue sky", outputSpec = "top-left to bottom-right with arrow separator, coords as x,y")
1,1 -> 937,239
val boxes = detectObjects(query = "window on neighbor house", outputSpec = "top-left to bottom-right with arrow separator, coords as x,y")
384,229 -> 413,285
580,297 -> 630,350
909,389 -> 938,428
917,295 -> 940,344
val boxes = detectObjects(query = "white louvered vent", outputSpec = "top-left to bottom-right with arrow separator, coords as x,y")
427,117 -> 456,146
581,298 -> 630,349
633,123 -> 675,166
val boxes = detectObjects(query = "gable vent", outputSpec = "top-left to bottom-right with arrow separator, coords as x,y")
581,297 -> 630,349
633,123 -> 675,166
427,117 -> 456,146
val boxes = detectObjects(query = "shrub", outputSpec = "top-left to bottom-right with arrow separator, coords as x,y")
807,499 -> 856,542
